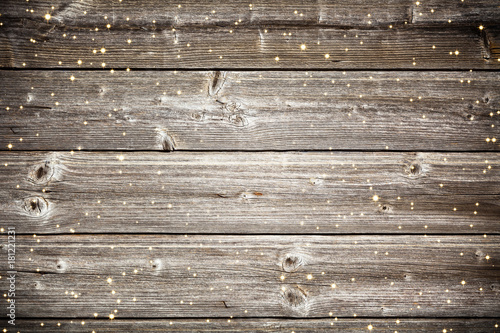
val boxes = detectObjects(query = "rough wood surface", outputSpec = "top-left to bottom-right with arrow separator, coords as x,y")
0,23 -> 498,69
0,152 -> 498,234
1,71 -> 499,151
2,0 -> 500,27
2,318 -> 499,332
1,0 -> 499,328
0,235 -> 498,318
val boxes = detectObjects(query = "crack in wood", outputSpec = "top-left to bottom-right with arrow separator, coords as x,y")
481,29 -> 492,60
208,70 -> 226,97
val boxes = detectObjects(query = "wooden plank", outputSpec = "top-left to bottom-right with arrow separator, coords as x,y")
1,0 -> 499,28
0,22 -> 498,69
2,318 -> 499,332
0,235 -> 498,318
1,71 -> 499,151
0,152 -> 499,234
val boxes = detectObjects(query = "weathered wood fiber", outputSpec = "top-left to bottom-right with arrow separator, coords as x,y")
0,23 -> 498,69
1,0 -> 499,27
2,318 -> 499,332
0,235 -> 498,318
0,0 -> 498,329
1,71 -> 499,151
0,152 -> 498,234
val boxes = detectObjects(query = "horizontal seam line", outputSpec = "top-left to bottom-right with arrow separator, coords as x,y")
1,149 -> 500,153
1,68 -> 500,72
10,316 -> 500,320
9,233 -> 500,236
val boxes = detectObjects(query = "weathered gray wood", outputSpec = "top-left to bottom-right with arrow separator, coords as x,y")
0,235 -> 498,318
1,0 -> 499,27
1,71 -> 499,151
1,152 -> 499,234
0,22 -> 498,69
2,318 -> 499,332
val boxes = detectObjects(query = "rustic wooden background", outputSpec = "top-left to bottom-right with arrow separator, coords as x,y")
0,0 -> 499,331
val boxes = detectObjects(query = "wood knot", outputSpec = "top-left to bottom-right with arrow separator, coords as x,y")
309,178 -> 323,186
483,94 -> 491,104
34,281 -> 43,290
403,161 -> 422,177
29,161 -> 54,184
154,96 -> 168,105
403,273 -> 413,281
241,192 -> 264,200
282,255 -> 304,273
55,259 -> 67,272
281,286 -> 307,308
157,130 -> 176,152
208,71 -> 227,97
228,114 -> 248,127
22,197 -> 49,217
191,112 -> 205,121
150,259 -> 163,274
378,204 -> 393,214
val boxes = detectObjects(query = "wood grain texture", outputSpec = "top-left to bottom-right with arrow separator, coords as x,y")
1,0 -> 499,27
0,235 -> 498,318
1,71 -> 499,151
2,318 -> 499,332
0,152 -> 498,234
1,0 -> 499,328
0,22 -> 498,69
